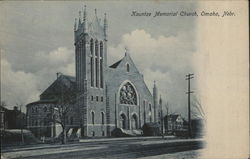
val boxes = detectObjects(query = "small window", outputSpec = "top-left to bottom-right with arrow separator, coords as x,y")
91,112 -> 95,125
101,112 -> 105,125
102,131 -> 105,136
91,96 -> 94,101
43,107 -> 47,112
96,96 -> 99,101
92,131 -> 95,137
101,96 -> 103,102
126,63 -> 130,72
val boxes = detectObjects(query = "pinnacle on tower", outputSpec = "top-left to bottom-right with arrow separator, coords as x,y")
78,11 -> 82,27
159,95 -> 162,104
104,13 -> 108,40
83,5 -> 87,32
74,18 -> 77,31
83,5 -> 87,21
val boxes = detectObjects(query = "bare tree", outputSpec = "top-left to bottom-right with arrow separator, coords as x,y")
191,95 -> 205,121
53,75 -> 76,144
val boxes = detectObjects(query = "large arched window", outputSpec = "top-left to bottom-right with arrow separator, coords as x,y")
119,82 -> 137,105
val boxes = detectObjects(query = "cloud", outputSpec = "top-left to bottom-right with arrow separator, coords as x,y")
1,47 -> 75,108
1,56 -> 39,108
108,29 -> 195,117
1,30 -> 195,118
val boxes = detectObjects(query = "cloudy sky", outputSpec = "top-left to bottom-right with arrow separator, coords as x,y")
0,1 -> 197,118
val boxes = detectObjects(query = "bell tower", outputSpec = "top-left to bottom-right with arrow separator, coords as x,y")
74,5 -> 108,137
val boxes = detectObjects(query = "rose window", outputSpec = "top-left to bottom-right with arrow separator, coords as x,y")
119,82 -> 137,105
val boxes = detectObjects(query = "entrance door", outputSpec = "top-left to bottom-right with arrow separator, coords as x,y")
131,114 -> 138,130
120,114 -> 127,129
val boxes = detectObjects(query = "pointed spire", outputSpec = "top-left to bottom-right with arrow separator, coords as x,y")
125,47 -> 129,56
104,13 -> 108,40
159,95 -> 162,103
83,5 -> 87,33
95,8 -> 97,16
78,11 -> 82,27
83,5 -> 87,21
154,80 -> 156,87
74,18 -> 77,31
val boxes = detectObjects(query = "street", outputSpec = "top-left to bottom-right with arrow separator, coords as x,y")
2,137 -> 204,159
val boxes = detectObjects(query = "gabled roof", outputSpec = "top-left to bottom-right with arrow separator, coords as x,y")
166,114 -> 182,122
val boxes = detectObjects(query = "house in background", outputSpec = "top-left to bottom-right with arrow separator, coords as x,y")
164,114 -> 185,133
0,106 -> 26,130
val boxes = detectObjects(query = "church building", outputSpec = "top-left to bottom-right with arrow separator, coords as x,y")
26,6 -> 161,138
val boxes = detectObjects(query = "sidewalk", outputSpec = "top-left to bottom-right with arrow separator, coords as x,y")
2,136 -> 195,153
79,135 -> 176,142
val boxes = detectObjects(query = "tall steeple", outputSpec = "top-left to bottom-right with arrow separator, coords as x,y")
153,81 -> 158,122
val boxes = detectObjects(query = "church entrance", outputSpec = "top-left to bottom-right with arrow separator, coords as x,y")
120,114 -> 127,129
131,114 -> 138,129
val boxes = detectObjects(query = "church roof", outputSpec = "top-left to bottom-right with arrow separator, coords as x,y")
40,74 -> 76,101
109,59 -> 122,68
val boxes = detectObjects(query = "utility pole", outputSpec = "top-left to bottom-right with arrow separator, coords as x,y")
165,103 -> 169,135
186,73 -> 194,138
19,104 -> 24,144
159,96 -> 164,139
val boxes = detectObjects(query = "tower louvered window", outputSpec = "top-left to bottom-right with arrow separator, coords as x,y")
90,39 -> 94,87
100,41 -> 104,88
95,40 -> 99,87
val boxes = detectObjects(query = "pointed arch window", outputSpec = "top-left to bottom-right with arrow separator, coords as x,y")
100,41 -> 103,58
149,104 -> 152,122
119,82 -> 137,105
126,63 -> 130,72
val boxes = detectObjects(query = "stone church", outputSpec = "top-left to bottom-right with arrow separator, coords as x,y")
26,7 -> 161,138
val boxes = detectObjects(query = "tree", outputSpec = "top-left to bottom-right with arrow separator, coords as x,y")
191,95 -> 205,121
53,75 -> 76,144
